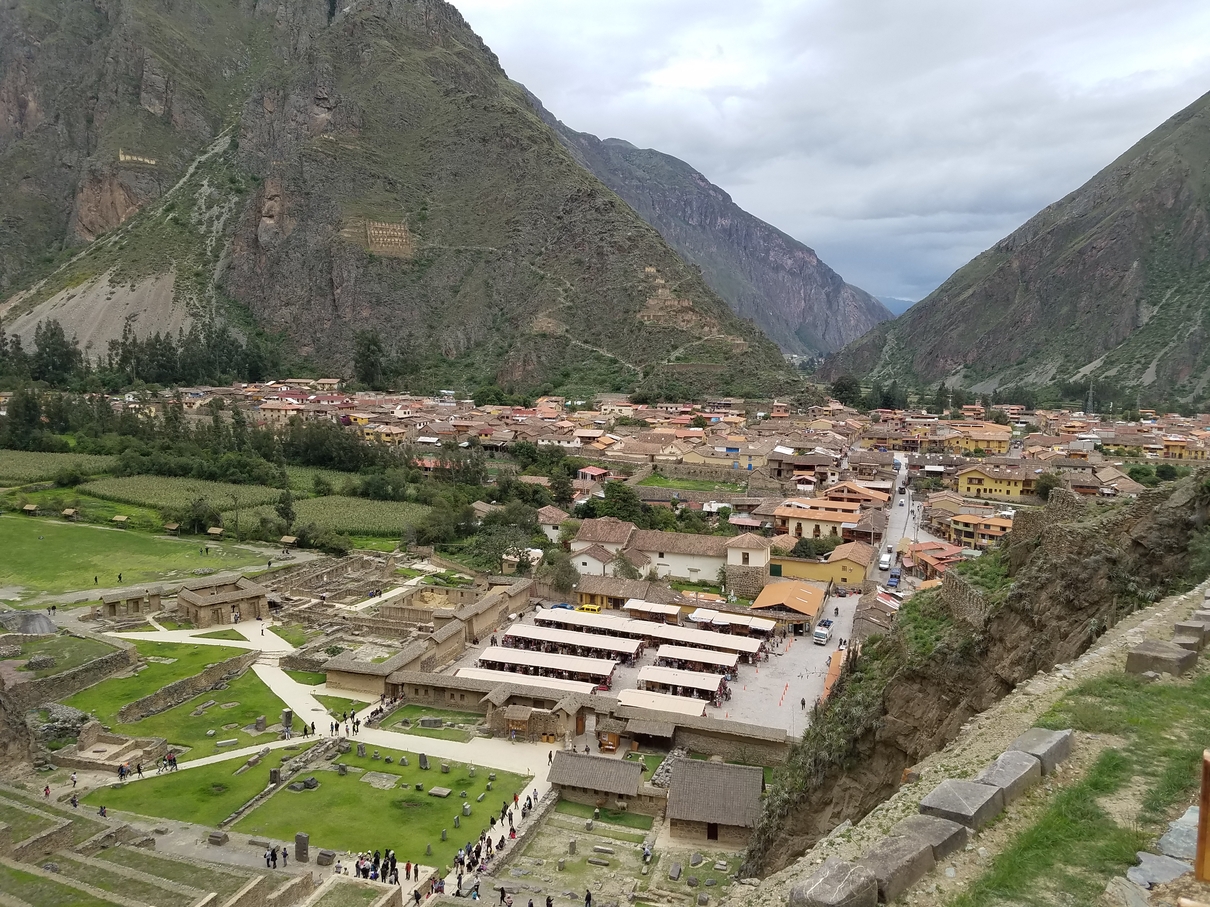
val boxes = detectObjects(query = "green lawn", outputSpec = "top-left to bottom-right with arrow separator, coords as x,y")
270,623 -> 316,648
65,641 -> 246,724
82,746 -> 314,828
0,515 -> 267,603
636,474 -> 746,493
196,629 -> 246,641
314,883 -> 383,907
0,863 -> 124,907
16,635 -> 116,678
105,670 -> 291,761
56,853 -> 192,906
0,801 -> 57,841
553,799 -> 654,830
285,669 -> 326,686
394,725 -> 475,743
234,746 -> 530,869
349,536 -> 399,553
381,704 -> 484,730
622,751 -> 665,778
395,566 -> 425,579
96,847 -> 251,900
317,695 -> 367,719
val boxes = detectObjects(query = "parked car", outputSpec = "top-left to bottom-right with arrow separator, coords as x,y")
551,602 -> 575,610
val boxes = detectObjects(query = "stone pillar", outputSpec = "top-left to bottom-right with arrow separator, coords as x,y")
295,832 -> 310,862
269,768 -> 281,784
282,709 -> 293,729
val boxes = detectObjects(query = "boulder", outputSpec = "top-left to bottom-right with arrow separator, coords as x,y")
787,858 -> 878,907
973,750 -> 1042,804
1006,728 -> 1073,775
668,863 -> 682,881
889,815 -> 968,861
1125,640 -> 1197,678
316,849 -> 336,867
919,779 -> 1004,830
857,835 -> 935,903
207,831 -> 229,846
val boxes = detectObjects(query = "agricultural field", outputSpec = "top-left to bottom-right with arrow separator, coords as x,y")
224,496 -> 429,537
0,451 -> 117,484
3,488 -> 166,532
285,466 -> 361,493
0,517 -> 267,603
81,476 -> 283,512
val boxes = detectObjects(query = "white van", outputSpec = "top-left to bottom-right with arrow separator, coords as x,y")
878,553 -> 892,571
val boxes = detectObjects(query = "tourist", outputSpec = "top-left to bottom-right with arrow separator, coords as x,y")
70,793 -> 78,809
547,751 -> 553,765
283,845 -> 289,867
546,897 -> 553,907
265,849 -> 273,869
136,762 -> 143,778
98,805 -> 107,817
43,785 -> 50,800
118,573 -> 122,582
70,771 -> 77,788
585,890 -> 592,907
311,721 -> 316,735
413,890 -> 422,906
405,861 -> 412,881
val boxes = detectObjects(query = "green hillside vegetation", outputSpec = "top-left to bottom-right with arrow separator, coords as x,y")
825,88 -> 1210,408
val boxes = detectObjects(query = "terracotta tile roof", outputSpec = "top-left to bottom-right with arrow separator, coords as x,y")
547,751 -> 642,796
574,518 -> 637,547
666,759 -> 763,827
629,530 -> 727,558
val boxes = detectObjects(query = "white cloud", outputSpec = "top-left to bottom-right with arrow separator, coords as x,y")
451,0 -> 1210,301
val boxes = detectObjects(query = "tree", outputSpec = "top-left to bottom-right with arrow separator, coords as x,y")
1035,472 -> 1063,501
537,548 -> 579,594
558,519 -> 582,547
830,374 -> 864,408
353,329 -> 387,389
2,385 -> 42,450
1155,463 -> 1178,482
612,552 -> 641,580
602,481 -> 643,524
550,469 -> 574,508
690,414 -> 709,429
275,489 -> 296,533
470,524 -> 530,573
30,319 -> 82,385
989,409 -> 1011,425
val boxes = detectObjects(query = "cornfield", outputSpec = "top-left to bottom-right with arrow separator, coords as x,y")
0,451 -> 117,483
81,476 -> 283,512
224,496 -> 430,537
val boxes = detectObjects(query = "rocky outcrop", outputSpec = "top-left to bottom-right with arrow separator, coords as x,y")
0,677 -> 34,771
825,88 -> 1210,401
527,91 -> 892,355
745,473 -> 1210,875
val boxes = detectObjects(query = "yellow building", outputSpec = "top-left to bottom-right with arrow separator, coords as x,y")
948,513 -> 1013,548
949,426 -> 1011,455
956,465 -> 1034,501
773,499 -> 861,539
769,541 -> 874,589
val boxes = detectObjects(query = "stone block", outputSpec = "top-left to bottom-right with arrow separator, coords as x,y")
1126,851 -> 1192,888
255,716 -> 266,732
1007,728 -> 1073,775
288,782 -> 305,792
1125,640 -> 1197,678
463,803 -> 472,816
429,787 -> 452,798
889,815 -> 968,861
1157,805 -> 1200,861
557,859 -> 565,871
487,782 -> 493,791
337,763 -> 348,776
857,835 -> 935,903
372,750 -> 380,760
401,756 -> 408,766
1174,620 -> 1210,645
317,849 -> 336,867
207,831 -> 229,846
419,753 -> 430,770
592,846 -> 615,854
668,863 -> 681,881
919,779 -> 1004,830
269,768 -> 281,784
787,858 -> 878,907
420,717 -> 443,728
357,743 -> 366,758
303,777 -> 319,790
489,772 -> 496,781
698,895 -> 709,906
295,832 -> 309,862
384,757 -> 392,764
973,750 -> 1042,804
415,784 -> 423,792
690,853 -> 702,866
442,829 -> 447,841
477,793 -> 486,802
585,820 -> 593,831
587,858 -> 610,867
568,839 -> 576,855
1173,635 -> 1202,652
687,877 -> 699,888
216,737 -> 238,747
442,763 -> 450,773
337,741 -> 351,754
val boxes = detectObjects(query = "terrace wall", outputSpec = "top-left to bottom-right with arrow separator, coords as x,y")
117,651 -> 259,723
5,635 -> 138,712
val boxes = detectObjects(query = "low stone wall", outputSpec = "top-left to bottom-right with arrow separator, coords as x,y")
0,633 -> 51,647
5,635 -> 138,712
725,564 -> 767,598
939,571 -> 990,629
279,652 -> 330,673
672,726 -> 789,767
12,817 -> 74,861
117,651 -> 258,723
428,553 -> 481,577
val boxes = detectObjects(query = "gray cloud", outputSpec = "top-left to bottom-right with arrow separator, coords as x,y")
451,0 -> 1210,302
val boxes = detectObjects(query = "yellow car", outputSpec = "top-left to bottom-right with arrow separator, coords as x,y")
576,603 -> 602,613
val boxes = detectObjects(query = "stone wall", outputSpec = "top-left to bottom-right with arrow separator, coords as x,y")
555,784 -> 666,817
672,726 -> 790,767
652,462 -> 787,494
278,651 -> 330,673
1005,487 -> 1086,549
5,635 -> 137,712
939,570 -> 990,629
12,816 -> 74,861
117,651 -> 259,723
669,817 -> 750,848
725,564 -> 767,598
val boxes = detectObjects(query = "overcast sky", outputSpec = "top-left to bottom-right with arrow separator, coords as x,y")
450,0 -> 1210,305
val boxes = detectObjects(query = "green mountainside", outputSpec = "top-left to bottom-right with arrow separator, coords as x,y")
525,91 -> 892,356
824,88 -> 1210,405
0,0 -> 794,398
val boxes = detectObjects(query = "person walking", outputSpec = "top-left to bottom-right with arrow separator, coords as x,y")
70,771 -> 77,788
585,890 -> 592,907
136,762 -> 143,778
43,785 -> 50,800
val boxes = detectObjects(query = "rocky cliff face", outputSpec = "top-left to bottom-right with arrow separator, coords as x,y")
825,89 -> 1210,402
0,0 -> 793,396
526,93 -> 891,356
745,476 -> 1210,874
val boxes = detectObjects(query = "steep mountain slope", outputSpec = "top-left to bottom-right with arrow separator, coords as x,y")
526,93 -> 891,355
825,89 -> 1210,401
0,0 -> 794,397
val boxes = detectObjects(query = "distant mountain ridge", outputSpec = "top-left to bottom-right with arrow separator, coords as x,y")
825,88 -> 1210,403
525,92 -> 892,355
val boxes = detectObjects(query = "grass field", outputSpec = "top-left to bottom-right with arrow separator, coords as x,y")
285,466 -> 361,494
554,799 -> 654,830
316,695 -> 366,719
381,705 -> 484,730
0,863 -> 123,907
349,536 -> 400,552
284,670 -> 326,686
0,801 -> 57,841
196,629 -> 246,640
233,746 -> 530,868
4,488 -> 164,532
16,635 -> 116,678
82,746 -> 314,828
81,476 -> 283,512
270,623 -> 317,648
0,516 -> 268,603
223,497 -> 429,537
636,474 -> 746,493
0,450 -> 117,484
106,670 -> 291,761
64,641 -> 246,724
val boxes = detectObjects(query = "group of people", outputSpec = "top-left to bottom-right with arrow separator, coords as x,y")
264,844 -> 289,869
157,752 -> 180,773
284,720 -> 317,740
116,762 -> 143,781
329,712 -> 361,736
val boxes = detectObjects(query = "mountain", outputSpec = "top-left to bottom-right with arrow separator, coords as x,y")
0,0 -> 794,399
824,89 -> 1210,402
878,297 -> 916,316
525,94 -> 892,356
